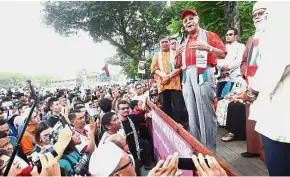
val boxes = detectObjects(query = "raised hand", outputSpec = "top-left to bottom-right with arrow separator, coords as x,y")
189,41 -> 211,51
192,153 -> 227,177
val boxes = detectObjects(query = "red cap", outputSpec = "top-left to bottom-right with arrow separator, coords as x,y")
181,9 -> 198,19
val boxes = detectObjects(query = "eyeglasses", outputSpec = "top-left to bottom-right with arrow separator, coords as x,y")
226,33 -> 234,36
40,133 -> 50,139
120,107 -> 130,111
253,10 -> 265,18
110,157 -> 132,175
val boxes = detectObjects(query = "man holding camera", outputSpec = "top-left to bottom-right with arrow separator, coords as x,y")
69,110 -> 97,155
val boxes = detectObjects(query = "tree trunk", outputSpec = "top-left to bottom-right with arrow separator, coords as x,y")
226,1 -> 240,36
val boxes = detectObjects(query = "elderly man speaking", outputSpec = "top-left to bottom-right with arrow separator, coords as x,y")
175,9 -> 227,152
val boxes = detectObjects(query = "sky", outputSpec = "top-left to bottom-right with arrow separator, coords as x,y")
0,1 -> 117,80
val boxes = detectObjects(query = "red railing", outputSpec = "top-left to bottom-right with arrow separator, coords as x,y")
147,100 -> 238,176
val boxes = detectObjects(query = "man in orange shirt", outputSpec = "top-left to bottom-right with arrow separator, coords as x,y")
151,35 -> 184,126
20,109 -> 41,155
175,9 -> 227,152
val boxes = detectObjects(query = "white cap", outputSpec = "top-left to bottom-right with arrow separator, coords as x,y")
253,1 -> 269,12
89,142 -> 123,176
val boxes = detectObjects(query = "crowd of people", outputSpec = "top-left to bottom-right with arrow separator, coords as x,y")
0,80 -> 227,176
0,1 -> 290,176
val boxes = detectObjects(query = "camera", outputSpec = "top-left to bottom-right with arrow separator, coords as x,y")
27,146 -> 58,173
86,108 -> 100,122
49,121 -> 65,144
74,153 -> 90,176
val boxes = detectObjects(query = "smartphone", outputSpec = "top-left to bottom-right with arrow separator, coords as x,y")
178,158 -> 209,171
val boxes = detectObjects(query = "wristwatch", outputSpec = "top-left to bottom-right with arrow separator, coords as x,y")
208,46 -> 213,52
246,89 -> 258,102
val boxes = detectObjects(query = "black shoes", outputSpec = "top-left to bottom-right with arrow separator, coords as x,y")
241,152 -> 260,158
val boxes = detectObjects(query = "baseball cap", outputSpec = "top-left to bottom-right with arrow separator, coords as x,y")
181,9 -> 198,19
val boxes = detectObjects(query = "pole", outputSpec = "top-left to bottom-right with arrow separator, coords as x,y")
3,80 -> 38,176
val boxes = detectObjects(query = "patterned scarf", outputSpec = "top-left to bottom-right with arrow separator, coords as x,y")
158,49 -> 175,74
246,32 -> 262,84
118,117 -> 141,159
181,28 -> 208,85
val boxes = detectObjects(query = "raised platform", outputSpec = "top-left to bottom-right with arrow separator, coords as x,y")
216,127 -> 268,176
147,100 -> 268,176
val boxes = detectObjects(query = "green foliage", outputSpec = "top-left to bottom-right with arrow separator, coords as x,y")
42,1 -> 170,78
167,1 -> 227,39
167,1 -> 255,44
239,1 -> 255,43
0,72 -> 58,88
75,70 -> 84,86
42,1 -> 256,77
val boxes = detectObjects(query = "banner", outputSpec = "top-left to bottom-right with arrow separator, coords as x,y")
151,110 -> 194,176
138,61 -> 146,74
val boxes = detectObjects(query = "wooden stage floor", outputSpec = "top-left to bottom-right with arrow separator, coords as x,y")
217,127 -> 268,176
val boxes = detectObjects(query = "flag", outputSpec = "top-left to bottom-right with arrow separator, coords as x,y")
102,64 -> 110,77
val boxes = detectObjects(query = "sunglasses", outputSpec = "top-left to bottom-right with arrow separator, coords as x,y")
110,157 -> 132,175
226,33 -> 234,36
120,107 -> 129,111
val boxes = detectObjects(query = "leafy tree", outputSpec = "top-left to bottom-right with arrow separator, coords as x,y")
239,1 -> 255,43
42,1 -> 256,78
75,70 -> 84,86
42,1 -> 170,78
167,1 -> 255,44
0,72 -> 58,88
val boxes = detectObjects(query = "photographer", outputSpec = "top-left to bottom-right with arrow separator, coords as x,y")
0,130 -> 32,176
69,110 -> 97,155
57,126 -> 91,176
34,121 -> 52,150
30,152 -> 61,176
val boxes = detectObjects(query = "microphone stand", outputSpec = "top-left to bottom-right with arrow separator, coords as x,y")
180,26 -> 187,44
3,80 -> 38,176
177,27 -> 187,84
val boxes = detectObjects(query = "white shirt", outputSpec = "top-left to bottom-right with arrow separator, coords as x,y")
217,41 -> 245,82
249,3 -> 290,143
98,131 -> 111,146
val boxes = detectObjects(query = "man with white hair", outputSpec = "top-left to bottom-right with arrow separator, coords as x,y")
240,1 -> 269,158
239,2 -> 290,175
175,9 -> 227,152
